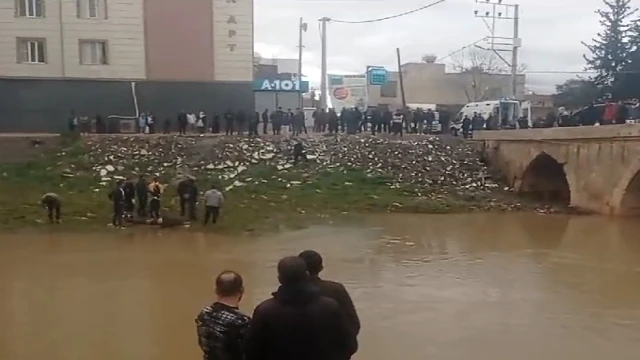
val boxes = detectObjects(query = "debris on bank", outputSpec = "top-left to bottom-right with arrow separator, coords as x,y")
83,135 -> 494,191
67,135 -> 560,213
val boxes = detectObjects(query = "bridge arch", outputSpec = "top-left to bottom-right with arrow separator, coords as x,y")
611,161 -> 640,215
518,152 -> 572,205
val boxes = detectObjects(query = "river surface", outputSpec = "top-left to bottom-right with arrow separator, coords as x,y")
2,213 -> 640,360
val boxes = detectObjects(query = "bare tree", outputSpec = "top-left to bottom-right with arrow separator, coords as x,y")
450,48 -> 506,102
451,47 -> 507,74
450,48 -> 526,102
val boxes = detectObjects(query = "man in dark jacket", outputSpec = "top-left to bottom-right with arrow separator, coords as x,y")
245,256 -> 357,360
135,175 -> 148,217
108,180 -> 126,227
123,180 -> 136,218
224,109 -> 235,135
298,250 -> 361,340
261,109 -> 269,135
196,270 -> 251,360
177,178 -> 198,221
236,110 -> 246,135
178,110 -> 188,135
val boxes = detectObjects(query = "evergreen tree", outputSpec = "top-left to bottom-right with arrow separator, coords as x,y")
617,18 -> 640,98
554,79 -> 601,109
583,0 -> 637,91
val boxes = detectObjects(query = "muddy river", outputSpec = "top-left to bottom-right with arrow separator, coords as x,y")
1,213 -> 640,360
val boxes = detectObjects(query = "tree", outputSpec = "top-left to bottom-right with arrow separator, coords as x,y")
583,0 -> 637,91
451,48 -> 526,102
616,18 -> 640,98
553,78 -> 602,110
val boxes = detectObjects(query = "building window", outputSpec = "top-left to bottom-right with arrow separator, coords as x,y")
380,80 -> 398,98
79,40 -> 108,65
16,0 -> 45,18
17,38 -> 46,64
77,0 -> 107,19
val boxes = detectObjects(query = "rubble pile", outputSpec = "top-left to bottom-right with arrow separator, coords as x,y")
81,135 -> 502,198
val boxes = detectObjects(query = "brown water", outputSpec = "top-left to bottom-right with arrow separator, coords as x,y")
2,213 -> 640,360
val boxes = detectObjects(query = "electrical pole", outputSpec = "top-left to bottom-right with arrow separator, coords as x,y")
396,48 -> 407,109
511,4 -> 519,99
297,17 -> 307,109
474,0 -> 521,99
319,17 -> 330,110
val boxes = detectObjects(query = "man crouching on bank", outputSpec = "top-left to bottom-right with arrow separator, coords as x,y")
41,192 -> 61,224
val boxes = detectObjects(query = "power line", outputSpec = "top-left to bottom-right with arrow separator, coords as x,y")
436,37 -> 488,62
524,70 -> 640,74
329,0 -> 446,24
525,71 -> 596,75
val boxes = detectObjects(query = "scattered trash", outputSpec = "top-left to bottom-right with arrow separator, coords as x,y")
57,135 -> 561,213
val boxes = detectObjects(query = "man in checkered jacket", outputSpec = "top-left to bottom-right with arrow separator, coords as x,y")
196,271 -> 251,360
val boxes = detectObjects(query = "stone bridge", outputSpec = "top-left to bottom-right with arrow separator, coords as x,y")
474,125 -> 640,216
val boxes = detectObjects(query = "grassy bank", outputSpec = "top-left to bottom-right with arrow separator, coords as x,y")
0,135 -> 548,233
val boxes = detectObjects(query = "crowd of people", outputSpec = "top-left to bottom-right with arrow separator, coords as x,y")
40,175 -> 226,228
65,105 -> 445,137
534,99 -> 640,128
196,250 -> 360,360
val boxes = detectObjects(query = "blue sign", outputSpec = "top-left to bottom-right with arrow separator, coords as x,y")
367,66 -> 387,86
253,79 -> 309,93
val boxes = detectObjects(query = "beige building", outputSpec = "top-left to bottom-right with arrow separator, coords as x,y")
367,62 -> 526,109
0,0 -> 254,133
0,0 -> 253,81
0,0 -> 146,79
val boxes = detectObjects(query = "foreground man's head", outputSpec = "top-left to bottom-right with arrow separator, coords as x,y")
298,250 -> 324,277
215,270 -> 244,303
277,256 -> 309,285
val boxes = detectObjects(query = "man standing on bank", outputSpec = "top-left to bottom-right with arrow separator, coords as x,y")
245,256 -> 357,360
196,270 -> 251,360
203,184 -> 224,225
108,180 -> 126,227
299,250 -> 361,345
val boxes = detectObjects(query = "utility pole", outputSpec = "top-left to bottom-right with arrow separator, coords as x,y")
396,48 -> 407,109
511,4 -> 519,99
319,17 -> 330,110
297,17 -> 307,109
474,0 -> 521,99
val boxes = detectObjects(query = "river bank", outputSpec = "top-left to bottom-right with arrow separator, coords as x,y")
0,134 -> 568,232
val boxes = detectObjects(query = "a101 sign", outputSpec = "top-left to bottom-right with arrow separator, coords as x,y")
254,79 -> 310,93
367,66 -> 387,86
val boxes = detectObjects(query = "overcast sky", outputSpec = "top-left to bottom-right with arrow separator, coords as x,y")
254,0 -> 607,94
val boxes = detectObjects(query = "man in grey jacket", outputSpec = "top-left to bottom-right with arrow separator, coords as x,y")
203,184 -> 224,225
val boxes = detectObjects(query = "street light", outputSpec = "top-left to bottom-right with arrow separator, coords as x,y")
297,18 -> 308,109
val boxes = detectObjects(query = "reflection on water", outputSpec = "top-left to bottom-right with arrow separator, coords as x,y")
2,214 -> 640,360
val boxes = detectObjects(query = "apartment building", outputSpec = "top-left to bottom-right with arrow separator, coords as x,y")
0,0 -> 254,132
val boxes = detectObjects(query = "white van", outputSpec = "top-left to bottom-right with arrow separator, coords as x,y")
453,99 -> 521,131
